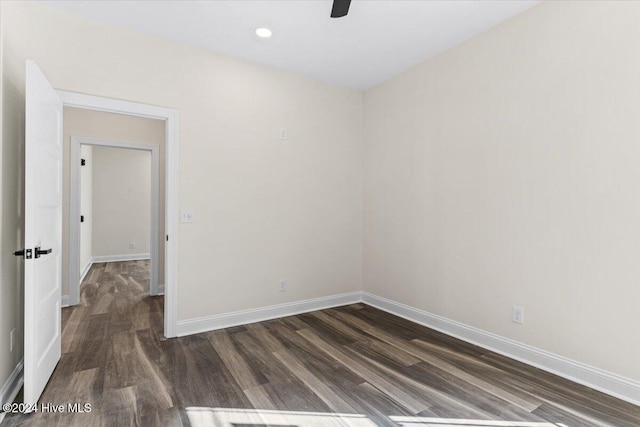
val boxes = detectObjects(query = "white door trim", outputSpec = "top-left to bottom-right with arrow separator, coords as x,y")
69,136 -> 160,301
58,90 -> 179,338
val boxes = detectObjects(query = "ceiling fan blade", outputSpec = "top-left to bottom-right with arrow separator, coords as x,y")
331,0 -> 351,18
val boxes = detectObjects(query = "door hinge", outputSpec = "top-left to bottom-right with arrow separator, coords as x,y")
166,235 -> 169,242
13,248 -> 33,259
81,215 -> 85,223
81,158 -> 86,166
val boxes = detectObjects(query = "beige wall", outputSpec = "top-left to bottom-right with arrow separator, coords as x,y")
363,0 -> 640,381
62,107 -> 165,295
0,1 -> 25,399
92,146 -> 152,258
79,144 -> 92,272
0,0 -> 363,398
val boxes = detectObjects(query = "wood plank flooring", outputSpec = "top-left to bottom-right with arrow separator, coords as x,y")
3,260 -> 639,426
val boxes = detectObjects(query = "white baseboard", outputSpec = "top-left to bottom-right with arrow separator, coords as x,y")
80,259 -> 94,283
0,359 -> 24,422
362,292 -> 640,407
92,253 -> 150,263
176,291 -> 362,337
175,290 -> 640,405
61,295 -> 70,308
40,287 -> 640,408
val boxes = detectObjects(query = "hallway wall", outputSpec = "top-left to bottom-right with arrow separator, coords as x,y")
92,146 -> 151,259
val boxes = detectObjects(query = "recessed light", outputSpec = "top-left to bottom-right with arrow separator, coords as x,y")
255,27 -> 273,38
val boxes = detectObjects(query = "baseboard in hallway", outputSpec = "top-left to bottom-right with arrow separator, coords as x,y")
91,253 -> 150,263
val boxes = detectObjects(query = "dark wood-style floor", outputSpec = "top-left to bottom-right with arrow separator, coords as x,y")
3,261 -> 639,426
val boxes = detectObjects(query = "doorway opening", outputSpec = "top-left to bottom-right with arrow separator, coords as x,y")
58,91 -> 179,338
69,135 -> 162,306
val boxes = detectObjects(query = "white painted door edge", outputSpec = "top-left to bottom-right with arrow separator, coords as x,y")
58,90 -> 179,338
24,60 -> 64,406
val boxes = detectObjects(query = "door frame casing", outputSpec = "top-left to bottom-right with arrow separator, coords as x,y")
69,136 -> 161,300
58,90 -> 179,338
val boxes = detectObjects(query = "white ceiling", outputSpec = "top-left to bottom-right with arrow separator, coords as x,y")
41,0 -> 540,90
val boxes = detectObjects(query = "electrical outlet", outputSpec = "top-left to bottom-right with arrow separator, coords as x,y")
129,241 -> 136,249
280,128 -> 288,140
10,328 -> 15,352
512,306 -> 524,325
279,279 -> 287,292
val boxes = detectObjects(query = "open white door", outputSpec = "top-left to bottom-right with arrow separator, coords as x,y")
23,60 -> 63,406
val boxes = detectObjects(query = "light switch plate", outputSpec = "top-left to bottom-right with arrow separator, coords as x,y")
180,209 -> 194,223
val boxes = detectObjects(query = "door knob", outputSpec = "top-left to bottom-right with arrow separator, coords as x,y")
34,246 -> 52,259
